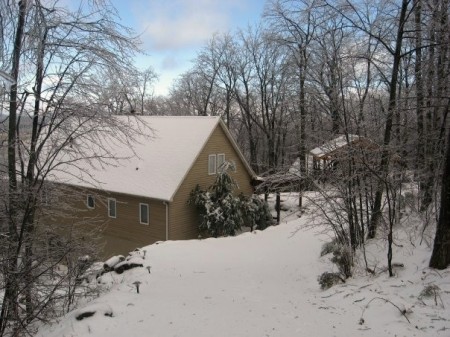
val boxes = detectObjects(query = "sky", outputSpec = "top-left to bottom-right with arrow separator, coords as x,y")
109,0 -> 266,96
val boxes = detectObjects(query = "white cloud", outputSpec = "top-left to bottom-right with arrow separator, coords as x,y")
122,0 -> 263,95
132,0 -> 247,51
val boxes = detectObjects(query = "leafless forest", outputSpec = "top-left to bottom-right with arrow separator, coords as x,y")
0,0 -> 449,336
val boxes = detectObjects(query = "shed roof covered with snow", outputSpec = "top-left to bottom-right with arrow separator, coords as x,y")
309,134 -> 361,159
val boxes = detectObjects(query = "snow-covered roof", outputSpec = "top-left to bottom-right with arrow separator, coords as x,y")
309,134 -> 360,159
46,116 -> 250,201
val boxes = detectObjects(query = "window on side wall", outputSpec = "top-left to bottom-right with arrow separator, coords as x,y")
208,154 -> 217,175
87,195 -> 95,209
108,198 -> 116,218
41,188 -> 50,206
140,203 -> 149,225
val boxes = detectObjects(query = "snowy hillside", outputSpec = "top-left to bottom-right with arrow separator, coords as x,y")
36,194 -> 450,337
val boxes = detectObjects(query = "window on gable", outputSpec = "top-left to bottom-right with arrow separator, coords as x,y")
217,153 -> 225,172
108,198 -> 116,218
208,154 -> 217,175
140,203 -> 149,225
87,195 -> 95,209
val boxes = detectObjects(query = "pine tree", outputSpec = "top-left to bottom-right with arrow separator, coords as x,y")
189,162 -> 272,237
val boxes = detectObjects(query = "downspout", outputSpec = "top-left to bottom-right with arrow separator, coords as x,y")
163,201 -> 169,240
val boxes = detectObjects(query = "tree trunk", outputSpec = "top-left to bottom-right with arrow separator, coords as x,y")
367,0 -> 409,239
0,1 -> 27,335
298,62 -> 307,208
429,127 -> 450,269
275,192 -> 281,224
414,0 -> 426,200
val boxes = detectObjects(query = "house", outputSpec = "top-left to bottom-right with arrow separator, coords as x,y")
44,116 -> 256,257
309,134 -> 363,172
290,134 -> 378,176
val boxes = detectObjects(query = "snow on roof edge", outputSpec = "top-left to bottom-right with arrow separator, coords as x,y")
309,134 -> 360,158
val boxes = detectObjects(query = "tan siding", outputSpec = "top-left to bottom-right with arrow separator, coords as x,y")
46,186 -> 167,258
169,124 -> 254,240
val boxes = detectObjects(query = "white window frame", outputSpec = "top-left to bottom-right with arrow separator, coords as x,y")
41,186 -> 59,207
108,198 -> 116,218
217,153 -> 225,172
208,154 -> 217,175
87,195 -> 95,209
139,203 -> 149,225
41,188 -> 50,206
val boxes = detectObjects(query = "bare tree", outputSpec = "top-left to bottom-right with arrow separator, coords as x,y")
429,124 -> 450,269
416,0 -> 450,212
95,67 -> 157,115
265,0 -> 318,206
2,1 -> 27,332
0,0 -> 144,334
324,0 -> 414,238
429,0 -> 450,269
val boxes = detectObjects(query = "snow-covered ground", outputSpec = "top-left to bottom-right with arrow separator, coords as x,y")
36,193 -> 450,337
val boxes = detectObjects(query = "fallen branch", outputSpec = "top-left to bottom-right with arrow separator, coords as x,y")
360,297 -> 411,324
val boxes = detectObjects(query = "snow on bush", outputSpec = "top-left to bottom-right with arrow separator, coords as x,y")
189,162 -> 272,237
114,256 -> 144,274
73,303 -> 113,321
241,194 -> 273,231
103,255 -> 125,271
